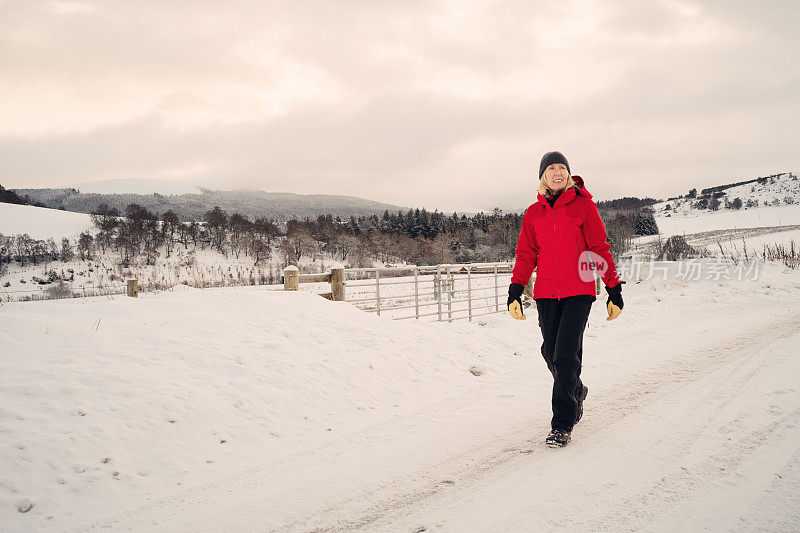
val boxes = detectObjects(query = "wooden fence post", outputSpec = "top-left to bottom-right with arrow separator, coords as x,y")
127,279 -> 138,298
283,265 -> 299,291
330,268 -> 345,301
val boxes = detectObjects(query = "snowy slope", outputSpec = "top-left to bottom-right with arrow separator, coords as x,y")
632,179 -> 800,256
646,173 -> 800,245
724,173 -> 800,206
654,204 -> 800,236
632,203 -> 800,258
652,173 -> 800,216
0,203 -> 95,241
2,261 -> 800,531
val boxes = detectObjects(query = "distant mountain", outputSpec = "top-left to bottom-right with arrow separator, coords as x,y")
11,187 -> 409,224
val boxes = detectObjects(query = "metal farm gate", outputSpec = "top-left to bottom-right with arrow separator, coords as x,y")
343,262 -> 519,322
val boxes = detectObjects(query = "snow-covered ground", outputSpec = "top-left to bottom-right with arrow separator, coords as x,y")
0,249 -> 287,303
2,259 -> 800,531
632,222 -> 800,260
642,173 -> 800,255
0,203 -> 95,241
632,194 -> 800,258
0,203 -> 297,302
653,204 -> 800,236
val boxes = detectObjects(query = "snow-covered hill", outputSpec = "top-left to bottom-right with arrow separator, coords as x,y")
652,172 -> 800,217
628,173 -> 800,256
651,203 -> 800,242
0,203 -> 95,241
2,261 -> 800,531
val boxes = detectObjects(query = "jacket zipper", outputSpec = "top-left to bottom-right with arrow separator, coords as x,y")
552,207 -> 559,299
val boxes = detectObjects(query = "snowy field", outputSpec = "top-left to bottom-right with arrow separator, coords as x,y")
0,249 -> 287,304
0,203 -> 95,241
653,204 -> 800,237
2,259 -> 800,531
631,224 -> 800,260
628,203 -> 800,260
0,204 -> 288,303
642,173 -> 800,256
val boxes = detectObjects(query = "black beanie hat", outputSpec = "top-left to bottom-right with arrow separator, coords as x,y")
539,151 -> 570,178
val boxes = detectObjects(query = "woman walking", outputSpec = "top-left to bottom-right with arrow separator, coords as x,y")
507,151 -> 624,448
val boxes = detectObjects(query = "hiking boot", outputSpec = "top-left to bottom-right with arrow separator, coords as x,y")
546,428 -> 571,448
575,385 -> 589,424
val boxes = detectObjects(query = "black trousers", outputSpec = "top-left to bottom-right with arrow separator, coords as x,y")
536,295 -> 594,431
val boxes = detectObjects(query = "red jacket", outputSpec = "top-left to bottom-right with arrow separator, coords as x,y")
511,175 -> 621,299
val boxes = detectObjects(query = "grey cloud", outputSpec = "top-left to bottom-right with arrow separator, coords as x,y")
1,0 -> 798,212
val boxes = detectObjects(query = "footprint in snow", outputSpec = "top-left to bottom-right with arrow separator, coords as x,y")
17,499 -> 34,513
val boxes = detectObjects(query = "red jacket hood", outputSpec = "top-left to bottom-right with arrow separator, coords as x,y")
536,175 -> 593,206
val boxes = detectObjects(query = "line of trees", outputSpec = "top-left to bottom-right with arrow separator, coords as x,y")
0,184 -> 45,207
2,199 -> 654,275
689,192 -> 749,211
286,207 -> 523,266
1,203 -> 526,271
599,209 -> 659,258
80,203 -> 527,268
85,203 -> 282,266
0,234 -> 75,272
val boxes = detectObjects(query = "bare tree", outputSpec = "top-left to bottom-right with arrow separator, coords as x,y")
254,217 -> 281,245
251,237 -> 271,266
91,204 -> 120,254
278,237 -> 296,267
162,210 -> 180,257
60,237 -> 74,262
286,226 -> 316,261
77,232 -> 94,260
432,231 -> 457,264
229,213 -> 252,258
332,234 -> 360,261
203,206 -> 228,254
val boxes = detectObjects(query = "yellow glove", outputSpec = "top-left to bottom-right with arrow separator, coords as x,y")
605,281 -> 624,321
509,300 -> 526,320
606,300 -> 622,321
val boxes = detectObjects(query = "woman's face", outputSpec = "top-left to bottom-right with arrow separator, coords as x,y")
543,163 -> 569,192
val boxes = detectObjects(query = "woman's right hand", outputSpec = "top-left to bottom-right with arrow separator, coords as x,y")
605,281 -> 625,320
507,282 -> 526,320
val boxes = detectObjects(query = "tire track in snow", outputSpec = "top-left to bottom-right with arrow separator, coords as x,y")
343,314 -> 800,532
562,326 -> 800,532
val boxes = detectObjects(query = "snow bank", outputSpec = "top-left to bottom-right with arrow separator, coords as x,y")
0,287 -> 534,530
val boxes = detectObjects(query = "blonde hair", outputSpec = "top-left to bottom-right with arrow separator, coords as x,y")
538,174 -> 575,197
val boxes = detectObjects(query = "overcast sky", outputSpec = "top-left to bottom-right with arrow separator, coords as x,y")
2,0 -> 798,213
